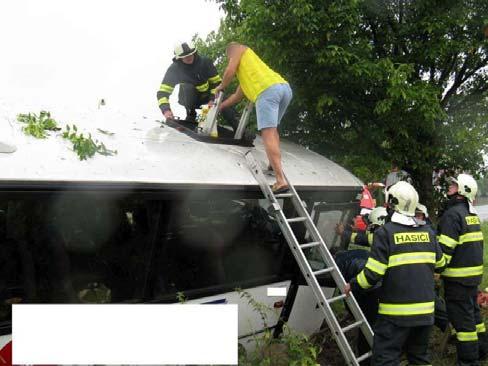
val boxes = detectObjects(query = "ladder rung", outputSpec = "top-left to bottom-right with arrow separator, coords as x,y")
300,241 -> 321,249
313,267 -> 334,276
327,294 -> 347,304
356,351 -> 373,362
275,192 -> 293,198
341,320 -> 363,333
287,217 -> 307,223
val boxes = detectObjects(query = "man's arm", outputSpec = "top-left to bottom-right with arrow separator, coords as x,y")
220,86 -> 244,110
433,231 -> 448,273
346,227 -> 389,294
437,211 -> 461,264
157,66 -> 178,118
216,45 -> 247,92
206,60 -> 222,99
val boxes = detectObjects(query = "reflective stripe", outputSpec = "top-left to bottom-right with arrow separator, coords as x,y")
444,253 -> 452,264
435,255 -> 446,268
477,323 -> 486,333
208,75 -> 221,83
195,82 -> 209,92
442,265 -> 483,277
159,84 -> 174,93
438,234 -> 458,248
351,232 -> 358,243
357,271 -> 371,289
459,231 -> 484,244
378,301 -> 435,316
365,257 -> 387,275
158,97 -> 169,106
210,88 -> 217,95
388,252 -> 435,268
367,232 -> 373,246
456,331 -> 478,342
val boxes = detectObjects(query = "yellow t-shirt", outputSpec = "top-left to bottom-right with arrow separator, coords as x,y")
236,48 -> 286,102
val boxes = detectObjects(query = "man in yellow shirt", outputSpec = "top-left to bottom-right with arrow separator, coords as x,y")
216,42 -> 293,193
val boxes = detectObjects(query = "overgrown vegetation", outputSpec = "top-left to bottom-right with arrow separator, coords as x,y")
63,124 -> 117,161
196,0 -> 488,210
16,110 -> 117,160
237,289 -> 321,366
17,111 -> 60,138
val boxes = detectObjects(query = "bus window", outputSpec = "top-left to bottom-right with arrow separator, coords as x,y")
150,197 -> 294,300
302,203 -> 357,269
0,193 -> 151,322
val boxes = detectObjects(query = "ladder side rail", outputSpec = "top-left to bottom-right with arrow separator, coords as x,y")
315,242 -> 375,347
204,92 -> 224,135
234,102 -> 253,139
245,152 -> 372,363
273,209 -> 361,365
287,181 -> 374,347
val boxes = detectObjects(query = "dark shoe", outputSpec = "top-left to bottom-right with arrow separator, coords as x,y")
241,129 -> 256,145
272,184 -> 289,194
186,109 -> 197,123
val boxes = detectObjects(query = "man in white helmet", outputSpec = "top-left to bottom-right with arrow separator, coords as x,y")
345,181 -> 446,365
438,173 -> 487,364
156,41 -> 242,134
336,206 -> 388,248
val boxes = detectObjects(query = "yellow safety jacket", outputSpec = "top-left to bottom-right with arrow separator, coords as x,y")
236,48 -> 286,102
438,197 -> 484,286
351,221 -> 446,326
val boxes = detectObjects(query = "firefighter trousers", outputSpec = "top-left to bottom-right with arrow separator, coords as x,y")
372,316 -> 431,366
178,83 -> 238,129
445,282 -> 488,366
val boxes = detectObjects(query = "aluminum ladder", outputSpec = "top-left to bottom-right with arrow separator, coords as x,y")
245,151 -> 374,366
200,91 -> 253,140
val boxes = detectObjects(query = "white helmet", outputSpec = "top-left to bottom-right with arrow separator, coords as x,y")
174,41 -> 197,59
386,181 -> 419,216
415,203 -> 429,218
369,207 -> 388,227
452,173 -> 478,202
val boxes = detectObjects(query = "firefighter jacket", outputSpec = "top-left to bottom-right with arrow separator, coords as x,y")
157,53 -> 222,113
438,196 -> 484,287
341,228 -> 373,248
351,220 -> 446,326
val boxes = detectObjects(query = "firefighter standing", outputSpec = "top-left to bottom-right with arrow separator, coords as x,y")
438,173 -> 487,365
345,181 -> 446,365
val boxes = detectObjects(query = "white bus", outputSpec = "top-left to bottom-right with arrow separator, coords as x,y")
0,109 -> 363,357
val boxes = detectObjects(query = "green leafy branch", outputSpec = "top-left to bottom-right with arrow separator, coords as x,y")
236,289 -> 321,366
17,111 -> 60,139
63,124 -> 117,161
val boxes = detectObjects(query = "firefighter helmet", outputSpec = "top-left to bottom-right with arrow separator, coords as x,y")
386,181 -> 419,216
368,207 -> 388,227
452,173 -> 478,202
174,41 -> 197,59
415,203 -> 429,218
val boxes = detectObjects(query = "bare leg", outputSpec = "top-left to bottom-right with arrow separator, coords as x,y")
261,127 -> 286,188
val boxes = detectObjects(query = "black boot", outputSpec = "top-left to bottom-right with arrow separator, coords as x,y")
186,109 -> 197,123
241,128 -> 256,146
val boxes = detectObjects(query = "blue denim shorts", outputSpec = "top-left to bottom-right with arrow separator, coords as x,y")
255,83 -> 293,130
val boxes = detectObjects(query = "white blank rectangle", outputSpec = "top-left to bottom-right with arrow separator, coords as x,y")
267,287 -> 287,297
13,304 -> 237,364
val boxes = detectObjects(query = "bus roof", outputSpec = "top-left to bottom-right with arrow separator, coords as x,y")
0,104 -> 363,191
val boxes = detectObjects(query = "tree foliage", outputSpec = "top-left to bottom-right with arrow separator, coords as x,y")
196,0 -> 488,208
